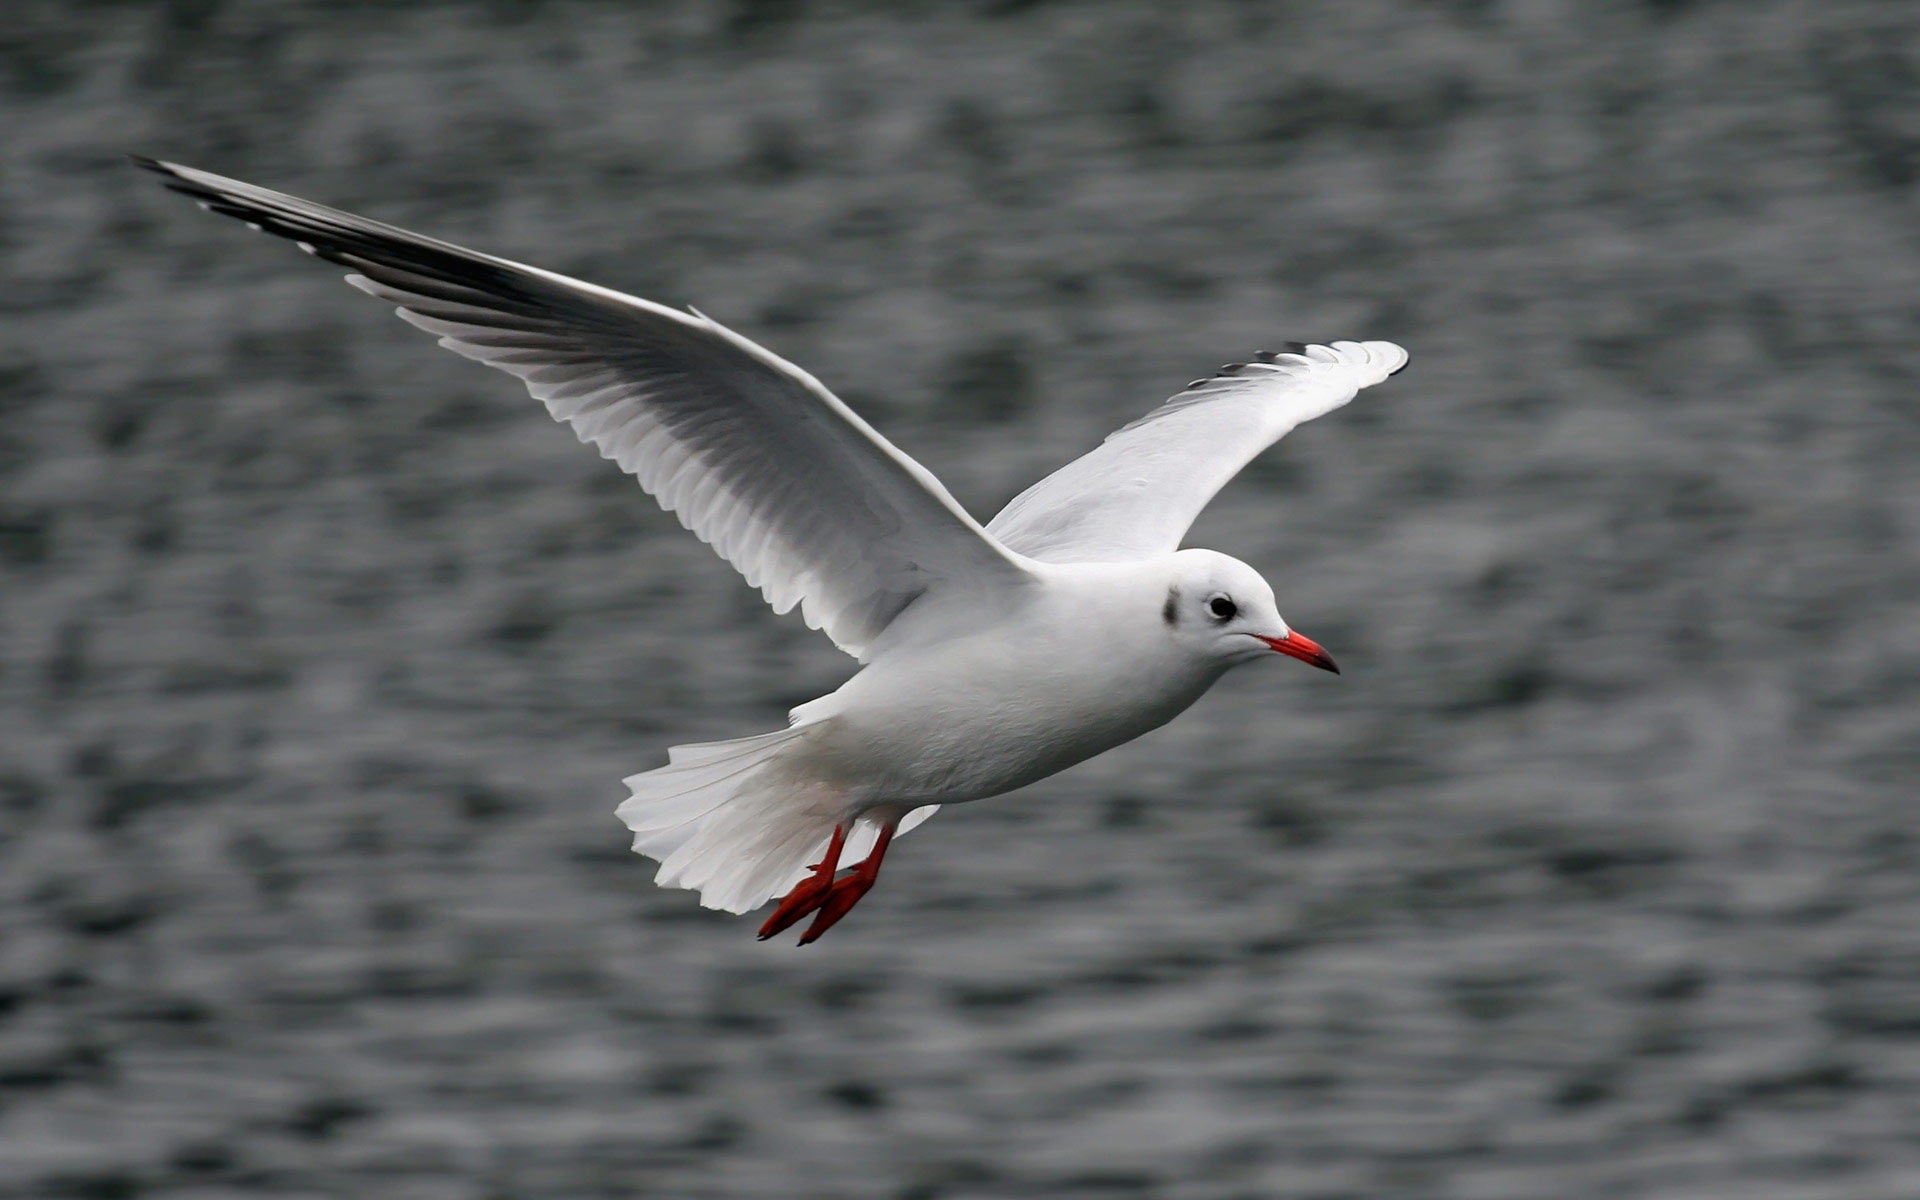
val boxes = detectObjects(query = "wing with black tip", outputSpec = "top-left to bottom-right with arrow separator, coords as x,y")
136,157 -> 1035,660
986,341 -> 1409,563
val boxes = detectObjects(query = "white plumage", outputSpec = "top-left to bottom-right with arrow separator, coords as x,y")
988,340 -> 1408,561
139,157 -> 1408,942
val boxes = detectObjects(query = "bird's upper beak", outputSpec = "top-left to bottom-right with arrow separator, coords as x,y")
1257,630 -> 1340,674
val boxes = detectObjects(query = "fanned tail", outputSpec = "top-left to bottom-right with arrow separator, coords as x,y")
617,727 -> 938,915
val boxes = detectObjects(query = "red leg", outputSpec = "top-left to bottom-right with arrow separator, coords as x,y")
797,818 -> 898,945
756,823 -> 848,940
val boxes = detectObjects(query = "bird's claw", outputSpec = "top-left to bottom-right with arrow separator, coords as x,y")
758,818 -> 895,945
757,868 -> 836,940
796,874 -> 876,945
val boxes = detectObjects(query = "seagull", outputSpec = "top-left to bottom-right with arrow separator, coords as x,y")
135,156 -> 1408,943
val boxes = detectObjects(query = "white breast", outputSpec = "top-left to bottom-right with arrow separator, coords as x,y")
793,560 -> 1226,805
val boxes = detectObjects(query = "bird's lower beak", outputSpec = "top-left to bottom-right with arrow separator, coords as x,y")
1258,630 -> 1340,674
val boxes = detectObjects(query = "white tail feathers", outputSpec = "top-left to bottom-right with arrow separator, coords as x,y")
617,726 -> 938,914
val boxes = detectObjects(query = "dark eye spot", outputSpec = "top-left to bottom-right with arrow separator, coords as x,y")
1207,595 -> 1237,621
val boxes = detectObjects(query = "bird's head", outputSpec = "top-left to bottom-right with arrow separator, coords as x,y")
1160,549 -> 1339,674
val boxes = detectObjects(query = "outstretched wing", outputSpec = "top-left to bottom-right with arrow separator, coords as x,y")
137,158 -> 1034,660
986,340 -> 1408,563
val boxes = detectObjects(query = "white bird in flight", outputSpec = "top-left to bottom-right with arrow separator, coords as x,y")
137,157 -> 1409,943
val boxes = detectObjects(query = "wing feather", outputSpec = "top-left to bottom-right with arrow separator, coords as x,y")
137,157 -> 1032,659
986,340 -> 1408,563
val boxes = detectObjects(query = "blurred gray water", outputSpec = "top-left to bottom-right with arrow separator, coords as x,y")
3,2 -> 1919,1197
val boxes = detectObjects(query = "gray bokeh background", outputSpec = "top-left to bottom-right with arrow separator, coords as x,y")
4,2 -> 1919,1197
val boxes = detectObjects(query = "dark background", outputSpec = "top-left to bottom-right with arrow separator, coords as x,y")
4,2 -> 1919,1197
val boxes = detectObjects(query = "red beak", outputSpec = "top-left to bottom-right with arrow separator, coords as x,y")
1258,630 -> 1340,674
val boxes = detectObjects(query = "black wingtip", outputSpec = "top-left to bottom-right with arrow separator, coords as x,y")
1251,341 -> 1313,364
129,156 -> 205,201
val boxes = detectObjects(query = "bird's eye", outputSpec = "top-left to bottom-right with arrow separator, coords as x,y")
1206,594 -> 1237,621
